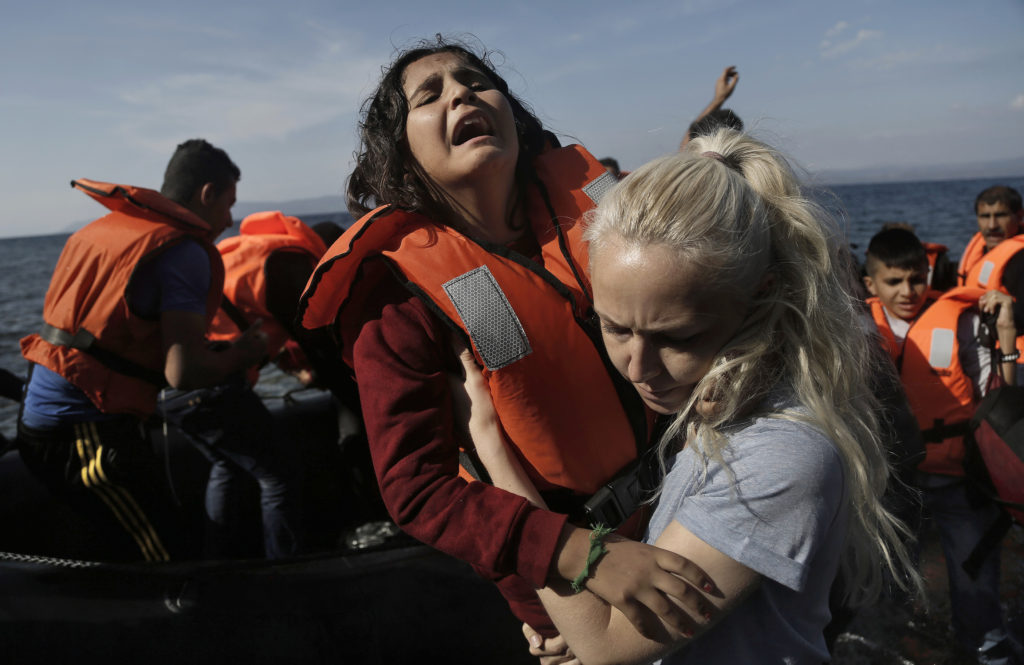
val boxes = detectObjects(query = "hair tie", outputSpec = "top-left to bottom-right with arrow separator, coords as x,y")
702,151 -> 727,163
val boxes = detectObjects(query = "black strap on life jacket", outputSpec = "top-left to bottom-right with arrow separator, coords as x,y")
921,418 -> 971,444
39,323 -> 167,387
219,295 -> 251,333
579,444 -> 662,528
457,419 -> 668,530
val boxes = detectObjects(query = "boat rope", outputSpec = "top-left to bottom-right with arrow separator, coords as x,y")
0,550 -> 101,569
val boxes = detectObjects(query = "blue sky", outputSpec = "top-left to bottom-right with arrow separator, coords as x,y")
2,0 -> 1022,237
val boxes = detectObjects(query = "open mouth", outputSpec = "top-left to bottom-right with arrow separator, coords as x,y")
452,115 -> 493,145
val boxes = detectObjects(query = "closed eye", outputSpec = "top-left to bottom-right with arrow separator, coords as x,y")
600,321 -> 631,338
414,92 -> 439,107
653,332 -> 699,348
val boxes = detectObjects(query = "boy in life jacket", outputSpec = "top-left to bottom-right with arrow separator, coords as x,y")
17,139 -> 268,562
863,228 -> 1024,664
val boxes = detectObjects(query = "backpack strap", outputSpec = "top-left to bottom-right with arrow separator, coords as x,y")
219,295 -> 252,333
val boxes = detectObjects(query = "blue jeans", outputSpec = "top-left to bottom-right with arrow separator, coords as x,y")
160,381 -> 301,559
918,474 -> 1023,662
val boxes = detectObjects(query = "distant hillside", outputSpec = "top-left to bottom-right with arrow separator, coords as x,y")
233,195 -> 348,220
816,156 -> 1024,185
53,157 -> 1024,237
57,194 -> 353,237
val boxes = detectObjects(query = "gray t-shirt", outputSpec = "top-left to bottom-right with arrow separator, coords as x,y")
646,400 -> 848,664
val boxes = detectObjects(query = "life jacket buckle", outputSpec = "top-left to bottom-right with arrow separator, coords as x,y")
582,451 -> 661,528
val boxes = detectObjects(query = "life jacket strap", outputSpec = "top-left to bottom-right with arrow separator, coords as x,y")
219,295 -> 252,333
921,418 -> 971,444
580,445 -> 663,528
39,323 -> 167,388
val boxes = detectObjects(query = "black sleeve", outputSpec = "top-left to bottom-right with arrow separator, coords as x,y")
1002,252 -> 1024,330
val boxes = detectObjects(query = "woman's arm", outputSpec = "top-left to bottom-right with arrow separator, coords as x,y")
450,345 -> 549,509
351,289 -> 569,592
537,521 -> 760,665
679,66 -> 739,150
452,348 -> 727,643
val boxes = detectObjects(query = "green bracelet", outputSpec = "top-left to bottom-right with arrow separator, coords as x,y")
570,523 -> 614,594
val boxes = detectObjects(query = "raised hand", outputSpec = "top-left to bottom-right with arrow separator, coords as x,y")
714,66 -> 739,105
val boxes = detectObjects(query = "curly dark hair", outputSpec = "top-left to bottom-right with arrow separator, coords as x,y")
346,36 -> 552,229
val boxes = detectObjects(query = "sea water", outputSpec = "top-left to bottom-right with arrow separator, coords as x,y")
2,176 -> 1022,440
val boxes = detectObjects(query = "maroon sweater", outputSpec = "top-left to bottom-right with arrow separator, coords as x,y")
348,273 -> 569,633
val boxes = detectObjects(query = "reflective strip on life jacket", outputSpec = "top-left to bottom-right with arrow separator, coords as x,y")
900,287 -> 986,476
298,144 -> 645,496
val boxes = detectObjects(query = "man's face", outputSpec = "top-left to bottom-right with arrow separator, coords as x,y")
976,201 -> 1021,251
863,264 -> 929,321
199,181 -> 237,240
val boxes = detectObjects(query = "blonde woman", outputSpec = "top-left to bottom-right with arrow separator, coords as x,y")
456,129 -> 921,664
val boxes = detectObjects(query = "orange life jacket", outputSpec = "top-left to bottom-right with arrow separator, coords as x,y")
866,292 -> 942,364
961,235 -> 1024,368
208,211 -> 326,365
299,145 -> 645,495
957,232 -> 988,286
922,241 -> 949,289
963,235 -> 1024,293
866,297 -> 902,363
20,179 -> 224,417
895,287 -> 987,476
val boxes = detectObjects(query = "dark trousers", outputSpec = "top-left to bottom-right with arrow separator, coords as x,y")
917,477 -> 1022,660
17,416 -> 185,561
158,382 -> 302,559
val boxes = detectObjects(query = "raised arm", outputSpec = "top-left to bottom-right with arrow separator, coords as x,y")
679,66 -> 739,151
979,289 -> 1018,385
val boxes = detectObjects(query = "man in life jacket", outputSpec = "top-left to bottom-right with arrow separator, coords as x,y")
959,186 -> 1024,383
864,228 -> 1024,663
17,139 -> 268,562
165,212 -> 344,559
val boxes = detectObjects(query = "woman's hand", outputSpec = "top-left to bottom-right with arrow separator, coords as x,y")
450,344 -> 500,445
448,341 -> 548,508
553,524 -> 718,639
522,624 -> 579,665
